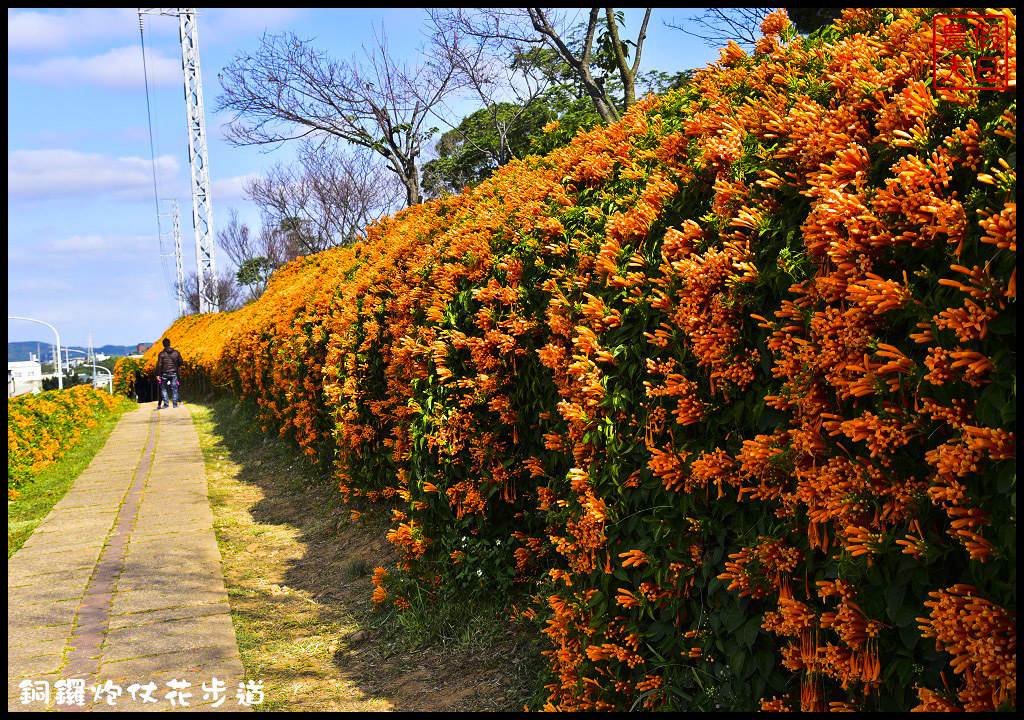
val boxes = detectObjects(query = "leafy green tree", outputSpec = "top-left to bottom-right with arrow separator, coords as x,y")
427,8 -> 652,127
422,102 -> 554,197
97,357 -> 119,374
526,8 -> 652,123
423,8 -> 694,197
236,257 -> 275,298
41,368 -> 82,391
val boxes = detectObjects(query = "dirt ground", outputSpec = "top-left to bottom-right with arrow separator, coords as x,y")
190,401 -> 542,712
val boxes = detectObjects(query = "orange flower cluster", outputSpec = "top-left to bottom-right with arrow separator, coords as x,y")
763,579 -> 889,710
541,591 -> 609,711
649,233 -> 760,398
917,585 -> 1016,711
644,358 -> 704,426
718,537 -> 802,599
552,469 -> 609,576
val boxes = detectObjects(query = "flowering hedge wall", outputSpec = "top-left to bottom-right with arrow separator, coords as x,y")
8,385 -> 132,491
129,9 -> 1016,711
111,356 -> 143,397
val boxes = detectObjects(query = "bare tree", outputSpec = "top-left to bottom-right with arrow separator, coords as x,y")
433,9 -> 652,125
308,142 -> 403,244
184,270 -> 244,315
664,8 -> 774,50
217,28 -> 458,208
217,208 -> 297,304
667,8 -> 841,50
218,141 -> 404,306
244,140 -> 402,254
218,207 -> 259,269
217,208 -> 275,303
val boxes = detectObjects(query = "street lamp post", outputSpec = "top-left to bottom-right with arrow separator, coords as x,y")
8,316 -> 62,390
64,348 -> 114,394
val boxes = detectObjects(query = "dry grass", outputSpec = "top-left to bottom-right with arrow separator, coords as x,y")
189,399 -> 542,712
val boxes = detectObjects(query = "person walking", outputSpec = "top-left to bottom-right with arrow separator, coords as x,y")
155,338 -> 184,409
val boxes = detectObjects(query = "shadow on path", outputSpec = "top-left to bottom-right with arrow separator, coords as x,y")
199,398 -> 540,712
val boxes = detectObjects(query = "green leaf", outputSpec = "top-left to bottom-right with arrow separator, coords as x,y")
885,657 -> 913,685
894,604 -> 919,629
885,580 -> 907,622
751,674 -> 766,702
988,313 -> 1014,335
754,647 -> 774,677
737,616 -> 761,648
899,619 -> 922,649
725,607 -> 745,633
995,460 -> 1015,494
729,648 -> 746,676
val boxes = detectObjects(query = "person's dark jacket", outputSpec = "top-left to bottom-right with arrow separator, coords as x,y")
155,347 -> 183,376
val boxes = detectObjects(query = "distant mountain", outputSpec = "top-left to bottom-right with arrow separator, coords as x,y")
8,341 -> 141,362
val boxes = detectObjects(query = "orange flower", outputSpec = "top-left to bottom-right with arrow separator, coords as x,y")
619,549 -> 648,568
760,9 -> 790,37
615,588 -> 641,609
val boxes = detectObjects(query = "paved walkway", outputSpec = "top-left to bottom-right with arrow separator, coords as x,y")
8,402 -> 253,712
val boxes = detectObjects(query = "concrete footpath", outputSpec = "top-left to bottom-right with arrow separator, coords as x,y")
8,402 -> 255,712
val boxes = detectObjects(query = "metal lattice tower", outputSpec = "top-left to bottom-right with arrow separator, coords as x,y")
139,8 -> 217,313
171,199 -> 186,316
160,198 -> 186,316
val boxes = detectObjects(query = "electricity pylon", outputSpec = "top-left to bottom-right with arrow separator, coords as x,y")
160,199 -> 186,316
139,8 -> 218,313
171,199 -> 186,316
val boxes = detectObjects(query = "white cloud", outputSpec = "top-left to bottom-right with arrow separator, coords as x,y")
22,129 -> 98,146
212,173 -> 260,203
47,235 -> 147,254
7,8 -> 306,55
8,149 -> 180,201
10,277 -> 73,293
201,8 -> 306,42
7,9 -> 137,53
9,233 -> 153,267
46,235 -> 109,253
9,45 -> 180,91
7,238 -> 177,343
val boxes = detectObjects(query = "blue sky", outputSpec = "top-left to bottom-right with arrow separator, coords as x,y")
8,8 -> 721,348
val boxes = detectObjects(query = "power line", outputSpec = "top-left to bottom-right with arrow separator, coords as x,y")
138,8 -> 219,314
139,12 -> 177,315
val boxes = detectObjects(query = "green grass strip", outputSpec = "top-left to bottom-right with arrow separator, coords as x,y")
8,398 -> 136,558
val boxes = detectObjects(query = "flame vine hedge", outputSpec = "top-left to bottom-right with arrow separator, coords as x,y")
119,9 -> 1016,711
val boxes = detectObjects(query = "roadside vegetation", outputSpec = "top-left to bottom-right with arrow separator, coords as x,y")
7,388 -> 135,556
190,397 -> 544,711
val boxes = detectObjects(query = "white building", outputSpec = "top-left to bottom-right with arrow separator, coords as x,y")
8,360 -> 43,397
